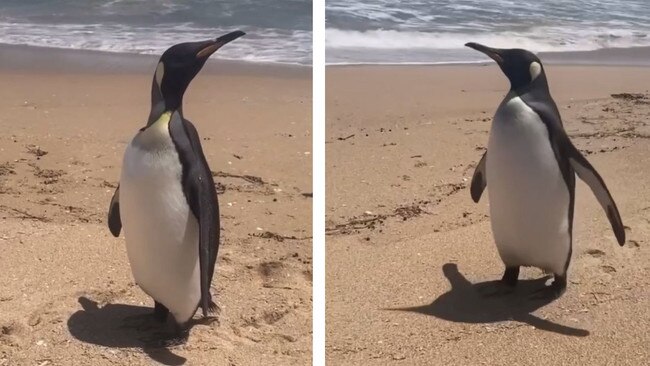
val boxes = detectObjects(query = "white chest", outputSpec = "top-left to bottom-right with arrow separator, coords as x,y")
486,96 -> 571,274
118,122 -> 201,323
120,127 -> 189,231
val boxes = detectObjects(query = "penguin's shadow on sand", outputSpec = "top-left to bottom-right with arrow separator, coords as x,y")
67,297 -> 188,365
389,263 -> 589,337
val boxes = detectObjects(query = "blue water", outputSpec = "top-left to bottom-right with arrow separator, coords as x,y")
326,0 -> 650,64
0,0 -> 312,65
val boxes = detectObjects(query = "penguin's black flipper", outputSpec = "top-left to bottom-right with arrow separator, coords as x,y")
107,185 -> 122,237
566,142 -> 625,245
524,99 -> 625,246
470,151 -> 487,203
168,112 -> 220,318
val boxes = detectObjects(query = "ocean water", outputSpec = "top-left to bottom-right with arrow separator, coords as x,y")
0,0 -> 312,65
326,0 -> 650,64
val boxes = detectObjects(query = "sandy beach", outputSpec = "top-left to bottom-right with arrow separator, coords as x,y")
0,45 -> 312,365
326,58 -> 650,364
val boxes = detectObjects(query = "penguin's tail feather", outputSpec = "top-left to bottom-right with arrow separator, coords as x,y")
201,298 -> 220,318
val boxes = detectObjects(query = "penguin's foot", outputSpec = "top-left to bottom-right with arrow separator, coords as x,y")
143,329 -> 189,348
529,274 -> 567,300
501,266 -> 520,287
153,301 -> 170,322
122,313 -> 164,331
477,266 -> 519,297
477,282 -> 516,297
122,302 -> 169,331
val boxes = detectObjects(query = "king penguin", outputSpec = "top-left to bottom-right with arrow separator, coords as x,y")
106,30 -> 245,346
465,42 -> 625,299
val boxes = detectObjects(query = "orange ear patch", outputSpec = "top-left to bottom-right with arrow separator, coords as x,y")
196,44 -> 220,58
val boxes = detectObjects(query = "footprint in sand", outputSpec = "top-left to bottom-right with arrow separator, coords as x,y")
258,261 -> 284,280
0,320 -> 26,346
257,260 -> 306,291
600,265 -> 617,274
585,249 -> 606,258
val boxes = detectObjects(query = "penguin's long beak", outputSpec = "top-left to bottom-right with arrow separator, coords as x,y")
465,42 -> 503,64
196,30 -> 246,59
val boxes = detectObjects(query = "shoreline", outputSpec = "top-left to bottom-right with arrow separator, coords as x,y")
326,46 -> 650,67
0,43 -> 311,78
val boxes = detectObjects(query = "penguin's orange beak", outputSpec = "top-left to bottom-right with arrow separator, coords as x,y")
465,42 -> 503,64
196,30 -> 246,59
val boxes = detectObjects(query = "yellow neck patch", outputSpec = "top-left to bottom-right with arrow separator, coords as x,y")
153,111 -> 172,126
139,111 -> 173,146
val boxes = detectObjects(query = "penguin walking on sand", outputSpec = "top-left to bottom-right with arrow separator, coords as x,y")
465,42 -> 625,299
107,30 -> 245,346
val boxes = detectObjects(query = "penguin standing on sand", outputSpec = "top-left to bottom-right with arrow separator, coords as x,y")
465,42 -> 625,298
107,30 -> 245,346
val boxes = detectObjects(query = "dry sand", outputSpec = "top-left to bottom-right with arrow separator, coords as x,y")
0,46 -> 312,365
326,64 -> 650,365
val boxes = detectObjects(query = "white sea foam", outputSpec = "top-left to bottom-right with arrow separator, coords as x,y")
326,28 -> 650,52
326,0 -> 650,64
0,21 -> 312,65
0,0 -> 312,65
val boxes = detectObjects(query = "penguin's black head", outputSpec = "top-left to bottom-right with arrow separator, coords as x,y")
153,30 -> 245,112
465,42 -> 546,91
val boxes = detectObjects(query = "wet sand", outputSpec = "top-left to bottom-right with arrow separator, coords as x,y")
326,63 -> 650,365
0,45 -> 312,365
